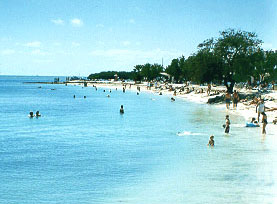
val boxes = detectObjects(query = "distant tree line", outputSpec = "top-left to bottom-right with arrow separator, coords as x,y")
88,71 -> 133,80
88,29 -> 277,88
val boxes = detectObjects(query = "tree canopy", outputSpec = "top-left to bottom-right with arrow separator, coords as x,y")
88,29 -> 277,86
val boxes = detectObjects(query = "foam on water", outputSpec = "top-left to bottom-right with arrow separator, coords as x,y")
177,131 -> 202,136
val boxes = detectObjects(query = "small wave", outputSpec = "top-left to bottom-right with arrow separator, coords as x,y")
177,131 -> 202,136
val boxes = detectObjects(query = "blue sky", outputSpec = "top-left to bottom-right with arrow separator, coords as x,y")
0,0 -> 276,76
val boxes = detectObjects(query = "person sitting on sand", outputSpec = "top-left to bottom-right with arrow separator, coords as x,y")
225,92 -> 231,109
256,99 -> 266,122
232,90 -> 240,109
207,135 -> 214,146
120,105 -> 124,114
273,117 -> 277,125
225,115 -> 230,133
261,112 -> 267,134
29,111 -> 34,118
35,111 -> 41,117
250,117 -> 258,124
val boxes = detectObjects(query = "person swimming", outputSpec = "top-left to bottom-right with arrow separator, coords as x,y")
207,135 -> 214,146
29,111 -> 34,118
35,111 -> 41,117
120,105 -> 124,114
171,97 -> 175,101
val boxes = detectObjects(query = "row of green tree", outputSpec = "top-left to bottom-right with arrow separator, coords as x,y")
88,29 -> 277,86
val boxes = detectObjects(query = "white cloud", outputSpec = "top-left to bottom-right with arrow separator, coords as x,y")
1,49 -> 15,55
51,19 -> 64,25
129,19 -> 135,24
24,41 -> 41,48
96,24 -> 104,28
72,42 -> 80,47
71,18 -> 83,27
122,41 -> 131,46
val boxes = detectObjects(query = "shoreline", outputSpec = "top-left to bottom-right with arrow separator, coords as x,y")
70,81 -> 277,133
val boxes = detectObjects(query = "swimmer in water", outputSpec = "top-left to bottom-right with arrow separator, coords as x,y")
171,97 -> 175,101
29,111 -> 34,118
120,105 -> 124,114
35,111 -> 41,117
207,135 -> 214,146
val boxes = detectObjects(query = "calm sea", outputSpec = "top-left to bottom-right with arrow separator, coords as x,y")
0,76 -> 276,204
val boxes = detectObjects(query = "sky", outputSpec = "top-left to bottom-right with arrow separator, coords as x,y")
0,0 -> 276,76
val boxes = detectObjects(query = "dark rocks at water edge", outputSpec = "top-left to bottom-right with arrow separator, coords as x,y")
207,93 -> 257,104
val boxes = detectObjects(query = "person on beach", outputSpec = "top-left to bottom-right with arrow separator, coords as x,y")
207,84 -> 211,96
232,90 -> 240,109
207,135 -> 214,146
250,117 -> 258,124
261,112 -> 267,134
225,92 -> 231,109
225,115 -> 230,133
256,99 -> 265,122
35,111 -> 41,117
120,105 -> 124,114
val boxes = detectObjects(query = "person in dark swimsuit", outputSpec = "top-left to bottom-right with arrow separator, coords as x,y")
225,115 -> 230,133
261,112 -> 267,134
120,105 -> 124,114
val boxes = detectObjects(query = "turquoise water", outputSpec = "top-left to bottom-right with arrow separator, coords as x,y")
0,76 -> 276,204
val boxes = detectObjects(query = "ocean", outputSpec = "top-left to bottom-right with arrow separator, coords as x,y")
0,76 -> 276,204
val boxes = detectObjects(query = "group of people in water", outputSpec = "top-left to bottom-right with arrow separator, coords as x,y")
208,95 -> 270,146
29,111 -> 41,118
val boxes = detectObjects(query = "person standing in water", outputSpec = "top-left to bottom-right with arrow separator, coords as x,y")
225,115 -> 230,133
120,105 -> 124,114
261,112 -> 267,134
225,92 -> 232,109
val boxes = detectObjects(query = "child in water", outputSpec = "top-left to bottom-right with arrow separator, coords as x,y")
207,135 -> 214,146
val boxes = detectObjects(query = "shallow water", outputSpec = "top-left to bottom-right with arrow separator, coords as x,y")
0,76 -> 276,204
